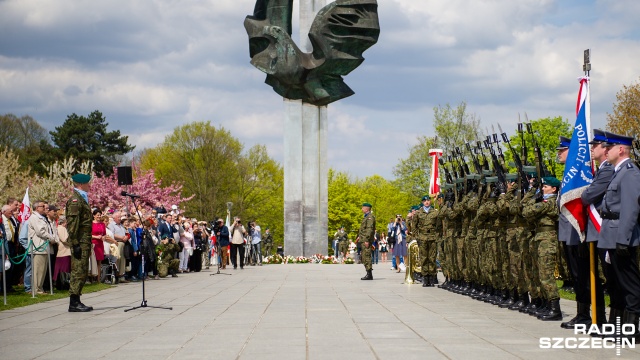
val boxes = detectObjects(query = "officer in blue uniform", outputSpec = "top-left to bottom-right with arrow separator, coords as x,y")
599,131 -> 640,337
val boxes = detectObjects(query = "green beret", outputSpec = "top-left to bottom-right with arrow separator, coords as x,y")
362,202 -> 372,208
522,165 -> 537,177
543,177 -> 561,188
71,173 -> 91,184
505,173 -> 518,181
485,176 -> 498,183
421,195 -> 431,201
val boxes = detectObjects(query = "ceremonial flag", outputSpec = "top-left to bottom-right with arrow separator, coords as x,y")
559,77 -> 593,241
428,149 -> 443,195
18,187 -> 31,223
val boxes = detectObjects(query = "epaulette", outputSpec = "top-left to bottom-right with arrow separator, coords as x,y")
627,162 -> 634,169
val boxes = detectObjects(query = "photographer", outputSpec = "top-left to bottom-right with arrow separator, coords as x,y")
391,213 -> 407,273
230,217 -> 247,269
249,221 -> 262,266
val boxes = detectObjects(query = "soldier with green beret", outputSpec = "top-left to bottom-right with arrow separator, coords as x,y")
65,173 -> 94,312
414,195 -> 440,287
357,202 -> 376,280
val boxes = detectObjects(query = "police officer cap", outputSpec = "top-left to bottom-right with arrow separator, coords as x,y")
71,173 -> 91,184
421,195 -> 431,201
542,176 -> 561,188
556,136 -> 571,150
588,129 -> 608,145
603,131 -> 634,147
361,202 -> 372,208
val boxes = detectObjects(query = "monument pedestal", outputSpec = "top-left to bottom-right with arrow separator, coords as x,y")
284,100 -> 328,256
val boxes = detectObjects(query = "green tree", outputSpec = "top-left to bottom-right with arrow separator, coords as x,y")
327,169 -> 361,235
606,77 -> 640,136
394,102 -> 480,198
49,110 -> 134,176
0,113 -> 52,174
502,116 -> 572,179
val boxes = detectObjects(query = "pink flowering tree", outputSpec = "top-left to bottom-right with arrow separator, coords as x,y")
90,165 -> 193,213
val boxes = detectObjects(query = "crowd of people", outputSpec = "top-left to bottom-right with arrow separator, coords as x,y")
0,197 -> 275,300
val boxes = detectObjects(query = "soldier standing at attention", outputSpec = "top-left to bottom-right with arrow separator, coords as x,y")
335,226 -> 349,261
599,132 -> 640,338
522,176 -> 562,321
356,202 -> 376,280
263,228 -> 273,257
66,173 -> 94,312
415,195 -> 440,287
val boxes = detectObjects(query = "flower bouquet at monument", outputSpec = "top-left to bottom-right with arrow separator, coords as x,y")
321,255 -> 337,264
264,254 -> 283,264
343,258 -> 354,264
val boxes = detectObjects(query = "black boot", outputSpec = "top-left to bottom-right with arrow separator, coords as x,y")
431,274 -> 439,285
491,288 -> 507,305
539,299 -> 563,321
78,296 -> 93,311
534,299 -> 550,317
499,288 -> 516,308
510,293 -> 529,311
422,274 -> 430,287
482,286 -> 494,302
561,302 -> 591,329
525,297 -> 541,315
622,310 -> 640,340
69,295 -> 92,312
361,270 -> 373,280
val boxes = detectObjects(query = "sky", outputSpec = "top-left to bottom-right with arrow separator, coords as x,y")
1,0 -> 639,179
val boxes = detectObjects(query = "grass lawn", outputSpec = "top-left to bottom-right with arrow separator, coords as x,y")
557,280 -> 610,308
1,282 -> 112,311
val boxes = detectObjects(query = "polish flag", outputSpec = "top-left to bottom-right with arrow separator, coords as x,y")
429,149 -> 443,195
18,188 -> 31,223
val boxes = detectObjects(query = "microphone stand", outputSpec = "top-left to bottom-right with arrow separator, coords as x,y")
210,236 -> 231,276
123,194 -> 172,312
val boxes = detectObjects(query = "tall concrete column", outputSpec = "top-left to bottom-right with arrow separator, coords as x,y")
284,0 -> 328,257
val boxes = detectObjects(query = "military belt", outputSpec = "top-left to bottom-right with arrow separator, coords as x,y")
599,211 -> 620,220
536,225 -> 556,232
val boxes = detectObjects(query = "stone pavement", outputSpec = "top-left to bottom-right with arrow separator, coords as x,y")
1,262 -> 639,360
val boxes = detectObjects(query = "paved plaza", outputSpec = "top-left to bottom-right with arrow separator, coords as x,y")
1,263 -> 639,360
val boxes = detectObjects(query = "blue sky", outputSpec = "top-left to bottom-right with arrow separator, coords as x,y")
1,0 -> 639,179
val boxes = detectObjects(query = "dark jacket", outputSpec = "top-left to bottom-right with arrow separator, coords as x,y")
217,225 -> 230,247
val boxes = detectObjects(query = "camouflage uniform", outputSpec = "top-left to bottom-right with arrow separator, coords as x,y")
263,231 -> 273,256
159,241 -> 181,277
415,205 -> 440,279
474,196 -> 491,287
438,203 -> 453,279
358,212 -> 376,272
455,194 -> 470,282
65,190 -> 92,297
464,193 -> 480,284
523,193 -> 560,301
335,229 -> 349,257
521,190 -> 542,301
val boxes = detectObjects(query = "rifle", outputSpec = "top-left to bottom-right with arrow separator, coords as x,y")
486,134 -> 507,190
466,143 -> 483,175
476,141 -> 490,171
500,125 -> 530,198
439,158 -> 454,186
526,123 -> 552,182
518,122 -> 529,166
454,147 -> 471,176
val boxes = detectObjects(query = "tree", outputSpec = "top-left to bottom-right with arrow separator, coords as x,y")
49,110 -> 134,176
0,113 -> 52,174
327,169 -> 361,235
0,147 -> 33,200
607,77 -> 640,136
502,116 -> 572,179
393,102 -> 480,198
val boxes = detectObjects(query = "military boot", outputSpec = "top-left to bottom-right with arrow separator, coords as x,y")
490,288 -> 506,305
510,293 -> 529,311
431,274 -> 439,285
538,299 -> 563,321
78,296 -> 93,311
482,286 -> 495,302
499,288 -> 517,308
523,297 -> 541,314
361,270 -> 372,280
422,275 -> 431,287
533,299 -> 550,317
471,284 -> 484,300
69,295 -> 92,313
561,302 -> 591,329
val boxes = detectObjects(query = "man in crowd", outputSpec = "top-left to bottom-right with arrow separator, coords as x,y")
27,201 -> 58,294
230,217 -> 247,269
108,212 -> 129,283
356,202 -> 376,280
66,173 -> 94,312
250,221 -> 262,266
215,218 -> 230,269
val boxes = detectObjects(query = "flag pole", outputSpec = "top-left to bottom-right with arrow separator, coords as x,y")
582,49 -> 597,325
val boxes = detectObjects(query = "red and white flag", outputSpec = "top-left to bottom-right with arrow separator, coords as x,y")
18,188 -> 31,223
429,149 -> 443,195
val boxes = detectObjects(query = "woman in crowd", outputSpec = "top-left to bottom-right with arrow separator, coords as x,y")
91,209 -> 106,282
391,216 -> 407,273
179,221 -> 195,273
54,216 -> 71,281
379,234 -> 388,263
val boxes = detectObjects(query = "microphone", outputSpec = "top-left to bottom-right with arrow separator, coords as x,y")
120,191 -> 141,198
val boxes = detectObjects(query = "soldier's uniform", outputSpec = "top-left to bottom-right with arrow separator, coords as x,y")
263,230 -> 273,256
464,178 -> 480,293
522,176 -> 562,321
437,192 -> 452,287
415,195 -> 440,287
334,228 -> 349,259
65,173 -> 94,312
358,202 -> 376,280
598,132 -> 640,334
581,129 -> 617,325
159,240 -> 181,277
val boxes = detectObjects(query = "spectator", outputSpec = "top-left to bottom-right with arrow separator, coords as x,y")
54,216 -> 71,282
91,209 -> 106,283
27,201 -> 58,294
250,221 -> 262,266
153,202 -> 167,215
107,212 -> 129,283
126,218 -> 140,282
391,215 -> 407,274
379,234 -> 388,263
230,217 -> 247,270
5,198 -> 23,291
215,218 -> 230,269
179,221 -> 194,273
157,214 -> 173,240
373,230 -> 379,264
1,205 -> 17,292
45,205 -> 61,288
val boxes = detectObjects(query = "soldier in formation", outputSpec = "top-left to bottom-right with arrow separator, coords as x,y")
356,202 -> 376,280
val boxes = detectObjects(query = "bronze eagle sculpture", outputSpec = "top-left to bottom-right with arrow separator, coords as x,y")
244,0 -> 380,106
